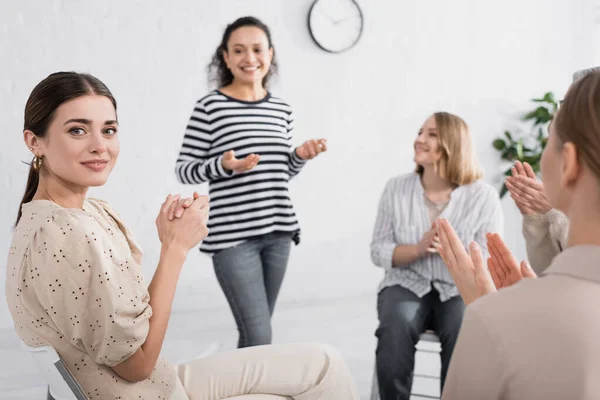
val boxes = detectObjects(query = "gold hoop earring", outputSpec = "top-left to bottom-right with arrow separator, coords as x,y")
32,155 -> 43,171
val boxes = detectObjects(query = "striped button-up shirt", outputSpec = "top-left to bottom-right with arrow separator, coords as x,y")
370,173 -> 503,302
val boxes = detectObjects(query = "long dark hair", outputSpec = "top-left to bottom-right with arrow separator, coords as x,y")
208,16 -> 278,89
16,72 -> 117,226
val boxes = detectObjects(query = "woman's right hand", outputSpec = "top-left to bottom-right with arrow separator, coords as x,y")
221,150 -> 260,173
156,194 -> 210,252
416,226 -> 438,257
486,233 -> 537,289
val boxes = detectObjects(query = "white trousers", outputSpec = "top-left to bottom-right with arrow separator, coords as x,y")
172,343 -> 359,400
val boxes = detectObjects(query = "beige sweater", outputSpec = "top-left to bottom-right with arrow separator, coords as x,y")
443,245 -> 600,400
522,209 -> 569,274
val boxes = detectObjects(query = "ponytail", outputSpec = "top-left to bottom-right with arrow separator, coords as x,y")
15,160 -> 40,226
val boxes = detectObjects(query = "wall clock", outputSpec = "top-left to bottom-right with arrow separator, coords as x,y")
308,0 -> 364,53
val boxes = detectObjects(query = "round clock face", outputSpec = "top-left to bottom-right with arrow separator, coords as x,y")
308,0 -> 364,53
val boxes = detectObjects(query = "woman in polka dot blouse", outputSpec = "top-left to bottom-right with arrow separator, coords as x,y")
5,72 -> 358,400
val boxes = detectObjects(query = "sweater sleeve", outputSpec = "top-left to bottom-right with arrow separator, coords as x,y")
522,208 -> 569,274
370,180 -> 397,270
175,100 -> 234,184
286,111 -> 308,178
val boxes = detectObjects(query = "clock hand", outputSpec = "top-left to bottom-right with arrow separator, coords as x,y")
333,15 -> 360,25
321,7 -> 337,23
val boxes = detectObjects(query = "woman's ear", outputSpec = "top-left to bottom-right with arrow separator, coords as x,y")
24,130 -> 42,156
559,142 -> 581,188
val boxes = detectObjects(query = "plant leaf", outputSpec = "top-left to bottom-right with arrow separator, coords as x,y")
493,92 -> 554,184
501,147 -> 518,160
531,92 -> 556,105
516,141 -> 524,159
523,106 -> 552,124
493,139 -> 507,150
522,154 -> 540,165
543,92 -> 556,104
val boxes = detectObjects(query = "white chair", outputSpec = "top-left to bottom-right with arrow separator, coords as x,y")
22,340 -> 223,400
20,341 -> 86,400
370,330 -> 441,400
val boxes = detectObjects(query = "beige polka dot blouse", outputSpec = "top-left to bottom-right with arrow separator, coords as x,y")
6,199 -> 177,400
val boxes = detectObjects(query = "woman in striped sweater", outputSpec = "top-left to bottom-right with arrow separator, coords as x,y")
175,16 -> 326,348
370,112 -> 503,400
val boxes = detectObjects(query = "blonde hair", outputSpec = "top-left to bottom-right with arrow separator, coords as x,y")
415,112 -> 483,185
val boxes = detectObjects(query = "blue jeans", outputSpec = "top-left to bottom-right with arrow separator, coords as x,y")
212,232 -> 293,348
375,285 -> 465,400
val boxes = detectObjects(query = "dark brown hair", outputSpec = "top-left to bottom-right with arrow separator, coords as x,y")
208,16 -> 278,89
16,72 -> 117,225
553,70 -> 600,179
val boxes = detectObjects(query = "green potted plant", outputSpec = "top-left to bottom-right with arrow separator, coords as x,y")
492,92 -> 558,197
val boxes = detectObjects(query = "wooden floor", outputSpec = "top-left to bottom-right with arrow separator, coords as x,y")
0,293 -> 441,399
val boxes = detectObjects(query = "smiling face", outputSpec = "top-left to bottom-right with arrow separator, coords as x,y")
413,115 -> 442,167
25,95 -> 119,191
222,26 -> 274,86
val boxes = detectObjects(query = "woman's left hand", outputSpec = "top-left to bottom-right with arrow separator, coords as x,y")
295,139 -> 327,160
505,161 -> 552,215
435,218 -> 497,305
169,191 -> 202,220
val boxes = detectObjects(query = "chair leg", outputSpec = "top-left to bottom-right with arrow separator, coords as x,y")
47,386 -> 55,400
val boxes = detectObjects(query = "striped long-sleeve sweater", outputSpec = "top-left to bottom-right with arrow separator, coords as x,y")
175,90 -> 306,254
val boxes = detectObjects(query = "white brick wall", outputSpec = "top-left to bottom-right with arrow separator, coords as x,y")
0,0 -> 595,329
